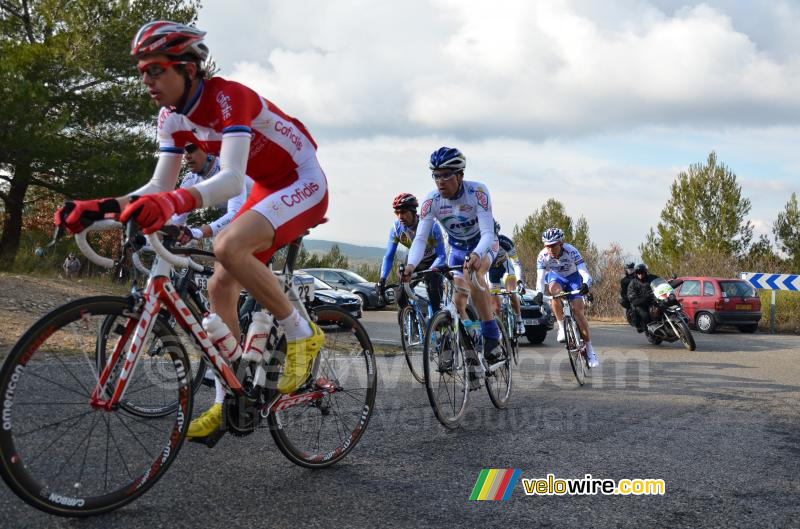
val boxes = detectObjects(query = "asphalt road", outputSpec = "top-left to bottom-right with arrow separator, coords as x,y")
1,311 -> 798,528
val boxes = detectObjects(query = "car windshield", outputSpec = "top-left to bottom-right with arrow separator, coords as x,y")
719,281 -> 755,297
297,273 -> 333,290
339,270 -> 369,283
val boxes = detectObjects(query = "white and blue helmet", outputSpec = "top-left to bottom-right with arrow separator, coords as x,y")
541,227 -> 564,245
429,147 -> 466,171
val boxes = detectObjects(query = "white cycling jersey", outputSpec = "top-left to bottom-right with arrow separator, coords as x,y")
535,243 -> 592,291
408,180 -> 496,268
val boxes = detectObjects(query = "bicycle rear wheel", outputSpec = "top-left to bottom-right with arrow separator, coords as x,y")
0,296 -> 192,517
486,317 -> 512,409
400,305 -> 426,384
267,306 -> 377,468
564,315 -> 588,386
423,311 -> 468,429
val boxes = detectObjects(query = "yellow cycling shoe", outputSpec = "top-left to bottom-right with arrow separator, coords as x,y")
186,402 -> 222,439
277,323 -> 325,394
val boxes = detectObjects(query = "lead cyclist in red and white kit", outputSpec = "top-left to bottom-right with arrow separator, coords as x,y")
54,21 -> 328,439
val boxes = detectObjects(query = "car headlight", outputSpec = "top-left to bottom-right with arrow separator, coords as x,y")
316,294 -> 336,303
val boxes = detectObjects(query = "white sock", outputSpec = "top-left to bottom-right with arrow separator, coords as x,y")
214,378 -> 225,404
557,319 -> 564,329
278,308 -> 312,341
586,340 -> 594,354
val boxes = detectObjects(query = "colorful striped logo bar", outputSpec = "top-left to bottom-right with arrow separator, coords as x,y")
469,469 -> 522,500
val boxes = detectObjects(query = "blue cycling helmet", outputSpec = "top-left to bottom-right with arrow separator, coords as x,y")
541,227 -> 564,245
429,147 -> 466,171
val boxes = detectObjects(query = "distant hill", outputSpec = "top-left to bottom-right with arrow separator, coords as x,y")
303,239 -> 405,261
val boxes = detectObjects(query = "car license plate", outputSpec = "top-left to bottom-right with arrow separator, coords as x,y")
736,304 -> 751,310
522,319 -> 539,325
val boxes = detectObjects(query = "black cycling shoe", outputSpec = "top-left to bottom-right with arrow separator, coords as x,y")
439,347 -> 454,372
483,338 -> 502,363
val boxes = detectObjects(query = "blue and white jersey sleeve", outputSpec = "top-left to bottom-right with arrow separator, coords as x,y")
380,222 -> 401,281
471,182 -> 496,258
408,191 -> 438,268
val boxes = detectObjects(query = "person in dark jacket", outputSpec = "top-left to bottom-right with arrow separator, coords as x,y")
619,262 -> 636,310
627,263 -> 659,332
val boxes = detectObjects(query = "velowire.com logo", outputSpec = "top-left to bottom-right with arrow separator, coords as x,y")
469,469 -> 522,500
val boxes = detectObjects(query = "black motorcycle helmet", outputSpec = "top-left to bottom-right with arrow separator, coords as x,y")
624,262 -> 635,275
634,263 -> 648,276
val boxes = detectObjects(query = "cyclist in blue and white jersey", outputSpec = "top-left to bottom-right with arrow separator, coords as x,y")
379,193 -> 447,312
403,147 -> 503,362
535,227 -> 599,367
171,143 -> 254,245
489,221 -> 526,336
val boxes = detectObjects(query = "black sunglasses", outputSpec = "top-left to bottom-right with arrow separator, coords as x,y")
185,144 -> 199,154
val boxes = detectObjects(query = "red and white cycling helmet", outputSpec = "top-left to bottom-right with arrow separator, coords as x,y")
392,193 -> 419,211
131,21 -> 209,60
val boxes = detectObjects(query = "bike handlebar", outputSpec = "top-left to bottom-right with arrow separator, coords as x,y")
146,225 -> 205,273
550,289 -> 584,299
75,220 -> 122,269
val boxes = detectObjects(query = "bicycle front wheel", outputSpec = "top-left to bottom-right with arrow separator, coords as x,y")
97,312 -> 207,417
486,317 -> 512,409
0,296 -> 192,517
400,305 -> 426,384
267,306 -> 377,468
564,316 -> 588,386
423,310 -> 468,429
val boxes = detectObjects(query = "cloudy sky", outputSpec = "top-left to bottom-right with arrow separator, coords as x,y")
197,0 -> 800,256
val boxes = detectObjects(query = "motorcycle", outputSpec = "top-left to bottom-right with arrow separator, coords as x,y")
642,278 -> 696,351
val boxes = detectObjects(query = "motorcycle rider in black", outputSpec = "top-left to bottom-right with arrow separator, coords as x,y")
619,262 -> 636,310
627,263 -> 659,332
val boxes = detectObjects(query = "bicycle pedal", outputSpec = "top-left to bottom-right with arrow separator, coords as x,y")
187,428 -> 226,448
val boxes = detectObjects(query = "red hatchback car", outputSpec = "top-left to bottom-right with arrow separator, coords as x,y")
674,276 -> 762,333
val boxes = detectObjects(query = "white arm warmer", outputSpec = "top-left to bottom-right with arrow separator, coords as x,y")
407,217 -> 435,268
193,134 -> 250,207
129,153 -> 182,198
577,262 -> 592,285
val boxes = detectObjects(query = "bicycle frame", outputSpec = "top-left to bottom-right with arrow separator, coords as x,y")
82,222 -> 327,413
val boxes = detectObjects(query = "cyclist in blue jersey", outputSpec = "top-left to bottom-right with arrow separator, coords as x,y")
488,221 -> 526,336
535,227 -> 599,368
402,147 -> 504,363
379,193 -> 446,312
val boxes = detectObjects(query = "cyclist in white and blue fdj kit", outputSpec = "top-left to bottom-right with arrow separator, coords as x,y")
403,147 -> 503,362
535,227 -> 599,367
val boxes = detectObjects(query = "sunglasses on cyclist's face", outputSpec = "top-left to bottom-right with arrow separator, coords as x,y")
137,60 -> 188,79
184,144 -> 199,154
431,170 -> 459,181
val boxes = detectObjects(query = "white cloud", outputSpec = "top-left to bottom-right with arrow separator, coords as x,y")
200,0 -> 800,140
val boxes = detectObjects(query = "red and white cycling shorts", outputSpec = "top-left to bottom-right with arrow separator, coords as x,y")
235,159 -> 328,263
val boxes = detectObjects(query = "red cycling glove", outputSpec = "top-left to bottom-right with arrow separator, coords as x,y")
119,189 -> 198,234
54,198 -> 121,234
